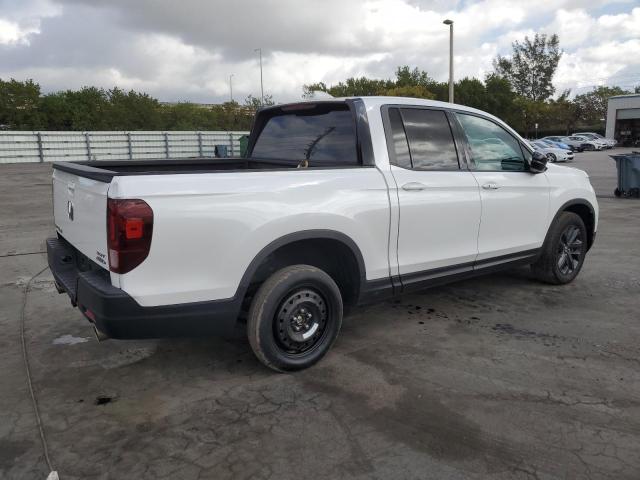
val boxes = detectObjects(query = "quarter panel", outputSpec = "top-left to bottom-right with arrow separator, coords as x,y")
110,168 -> 391,306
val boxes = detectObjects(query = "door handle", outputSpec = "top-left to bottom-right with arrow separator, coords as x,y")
402,182 -> 427,191
482,182 -> 500,190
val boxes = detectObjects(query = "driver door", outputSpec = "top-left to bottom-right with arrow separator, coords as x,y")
454,112 -> 551,261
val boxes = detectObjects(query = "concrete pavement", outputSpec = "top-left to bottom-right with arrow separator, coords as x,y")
1,149 -> 639,479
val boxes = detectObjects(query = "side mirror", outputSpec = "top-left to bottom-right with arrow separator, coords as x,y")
530,150 -> 548,173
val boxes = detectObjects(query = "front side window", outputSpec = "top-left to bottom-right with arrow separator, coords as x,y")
252,104 -> 358,166
456,113 -> 526,171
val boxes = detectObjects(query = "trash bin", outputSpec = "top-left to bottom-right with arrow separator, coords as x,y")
611,152 -> 640,197
214,144 -> 228,158
239,135 -> 249,158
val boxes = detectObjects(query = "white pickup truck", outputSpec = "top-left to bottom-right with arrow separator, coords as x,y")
47,97 -> 598,371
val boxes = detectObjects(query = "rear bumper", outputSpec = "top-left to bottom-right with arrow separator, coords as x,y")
47,237 -> 241,339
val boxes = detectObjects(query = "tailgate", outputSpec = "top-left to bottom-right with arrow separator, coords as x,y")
53,168 -> 110,270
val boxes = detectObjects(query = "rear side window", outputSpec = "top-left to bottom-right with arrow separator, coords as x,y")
387,108 -> 412,169
251,104 -> 358,166
386,107 -> 459,170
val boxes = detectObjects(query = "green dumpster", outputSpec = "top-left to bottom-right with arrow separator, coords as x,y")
239,135 -> 249,158
611,152 -> 640,198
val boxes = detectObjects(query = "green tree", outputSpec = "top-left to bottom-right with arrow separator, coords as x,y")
303,77 -> 393,97
573,85 -> 630,125
67,87 -> 109,130
383,85 -> 435,99
39,92 -> 74,129
244,94 -> 275,112
303,66 -> 437,99
106,88 -> 162,130
548,90 -> 580,134
161,102 -> 205,130
393,66 -> 433,89
454,77 -> 487,110
483,74 -> 517,122
0,78 -> 42,129
493,33 -> 562,102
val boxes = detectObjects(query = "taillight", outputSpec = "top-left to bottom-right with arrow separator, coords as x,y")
107,198 -> 153,274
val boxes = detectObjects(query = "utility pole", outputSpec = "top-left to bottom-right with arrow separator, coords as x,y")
229,74 -> 234,103
443,19 -> 454,103
254,48 -> 264,105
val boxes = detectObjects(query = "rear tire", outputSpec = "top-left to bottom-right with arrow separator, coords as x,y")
532,212 -> 588,285
247,265 -> 343,372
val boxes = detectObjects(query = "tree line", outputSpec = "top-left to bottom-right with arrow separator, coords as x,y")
305,34 -> 638,137
0,81 -> 273,131
1,33 -> 637,135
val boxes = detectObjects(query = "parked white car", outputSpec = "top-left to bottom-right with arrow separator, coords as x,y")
565,135 -> 603,151
574,132 -> 616,148
529,140 -> 575,162
47,97 -> 598,371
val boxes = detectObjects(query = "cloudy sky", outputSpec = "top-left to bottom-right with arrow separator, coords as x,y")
0,0 -> 638,103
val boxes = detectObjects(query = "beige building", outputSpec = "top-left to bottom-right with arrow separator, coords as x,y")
606,94 -> 640,147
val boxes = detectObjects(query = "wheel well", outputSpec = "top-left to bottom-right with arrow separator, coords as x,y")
242,238 -> 363,311
563,203 -> 595,249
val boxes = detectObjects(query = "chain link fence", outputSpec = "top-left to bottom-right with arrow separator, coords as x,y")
0,131 -> 249,164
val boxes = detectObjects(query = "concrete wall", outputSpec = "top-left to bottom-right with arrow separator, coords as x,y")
0,130 -> 249,164
606,95 -> 640,139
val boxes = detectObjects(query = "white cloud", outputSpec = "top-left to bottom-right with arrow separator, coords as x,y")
0,18 -> 24,44
0,0 -> 638,102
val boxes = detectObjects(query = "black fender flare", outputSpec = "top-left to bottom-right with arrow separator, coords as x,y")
547,198 -> 597,250
232,229 -> 368,304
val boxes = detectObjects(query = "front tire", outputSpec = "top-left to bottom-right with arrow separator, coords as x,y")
547,153 -> 557,163
531,212 -> 588,285
247,265 -> 343,372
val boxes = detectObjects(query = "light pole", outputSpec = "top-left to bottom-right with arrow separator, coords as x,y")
229,74 -> 234,103
254,48 -> 264,105
443,19 -> 454,103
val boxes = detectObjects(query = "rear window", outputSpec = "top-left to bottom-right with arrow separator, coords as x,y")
251,103 -> 358,166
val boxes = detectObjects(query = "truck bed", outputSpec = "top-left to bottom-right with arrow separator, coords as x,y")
52,157 -> 300,182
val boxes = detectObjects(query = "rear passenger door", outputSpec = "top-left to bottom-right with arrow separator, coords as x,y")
383,106 -> 481,282
454,112 -> 550,260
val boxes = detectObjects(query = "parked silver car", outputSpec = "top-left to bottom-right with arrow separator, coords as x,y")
529,140 -> 574,162
565,135 -> 603,151
574,132 -> 617,148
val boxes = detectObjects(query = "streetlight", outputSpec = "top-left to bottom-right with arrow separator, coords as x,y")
443,19 -> 454,103
229,74 -> 234,103
254,48 -> 264,105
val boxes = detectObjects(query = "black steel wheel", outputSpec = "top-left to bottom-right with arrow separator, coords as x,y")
274,287 -> 329,355
532,212 -> 588,284
247,265 -> 343,372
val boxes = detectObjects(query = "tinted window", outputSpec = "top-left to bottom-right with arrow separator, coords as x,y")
456,113 -> 525,171
401,109 -> 459,170
252,105 -> 358,166
386,108 -> 412,168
